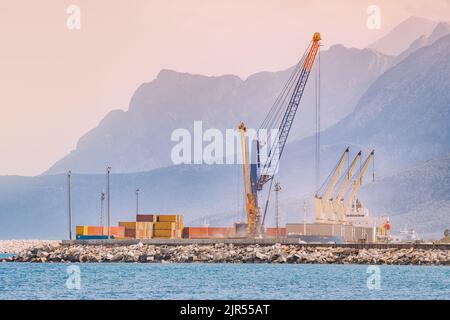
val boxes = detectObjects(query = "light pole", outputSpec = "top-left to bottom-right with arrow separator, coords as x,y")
106,166 -> 111,239
135,189 -> 140,216
67,171 -> 72,241
303,200 -> 307,236
100,192 -> 105,226
274,182 -> 281,240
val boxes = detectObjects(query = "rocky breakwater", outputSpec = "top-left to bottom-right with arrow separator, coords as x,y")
0,240 -> 60,254
2,243 -> 449,265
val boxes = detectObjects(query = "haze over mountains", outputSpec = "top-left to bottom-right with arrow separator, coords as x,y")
393,21 -> 450,65
1,17 -> 449,239
45,44 -> 392,175
369,16 -> 438,55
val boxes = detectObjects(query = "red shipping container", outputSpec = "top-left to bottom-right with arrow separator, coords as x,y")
136,214 -> 156,222
207,227 -> 231,238
183,227 -> 209,239
125,229 -> 136,238
265,228 -> 286,237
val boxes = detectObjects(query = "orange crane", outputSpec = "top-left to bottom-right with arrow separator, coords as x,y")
239,33 -> 322,237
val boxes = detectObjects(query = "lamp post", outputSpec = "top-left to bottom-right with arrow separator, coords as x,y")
135,189 -> 140,216
274,182 -> 281,240
100,192 -> 105,226
67,171 -> 72,240
303,200 -> 307,236
106,166 -> 111,239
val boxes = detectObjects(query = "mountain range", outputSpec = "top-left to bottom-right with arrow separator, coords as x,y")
45,44 -> 392,175
369,16 -> 438,55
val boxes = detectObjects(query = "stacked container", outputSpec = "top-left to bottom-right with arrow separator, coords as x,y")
136,214 -> 156,222
119,222 -> 154,240
265,228 -> 287,238
182,227 -> 233,239
153,214 -> 184,239
75,225 -> 125,238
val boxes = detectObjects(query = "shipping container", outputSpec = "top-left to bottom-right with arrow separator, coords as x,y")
182,227 -> 209,239
157,215 -> 176,222
136,214 -> 156,222
125,229 -> 136,238
154,229 -> 176,238
119,221 -> 138,229
157,214 -> 182,223
207,227 -> 232,238
154,222 -> 175,230
119,222 -> 153,239
103,226 -> 126,238
265,228 -> 287,238
114,228 -> 125,237
76,226 -> 88,235
87,226 -> 103,235
137,222 -> 154,239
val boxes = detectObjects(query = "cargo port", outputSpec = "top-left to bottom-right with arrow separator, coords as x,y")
74,33 -> 392,245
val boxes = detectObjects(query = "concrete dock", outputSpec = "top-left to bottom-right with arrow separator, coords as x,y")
61,238 -> 450,250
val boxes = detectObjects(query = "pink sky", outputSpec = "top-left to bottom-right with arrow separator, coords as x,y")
1,0 -> 450,176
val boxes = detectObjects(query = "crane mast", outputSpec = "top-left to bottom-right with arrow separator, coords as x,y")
239,32 -> 322,237
239,123 -> 260,236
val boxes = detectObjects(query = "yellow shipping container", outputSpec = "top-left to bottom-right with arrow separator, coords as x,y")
119,221 -> 138,229
138,222 -> 154,239
76,226 -> 89,235
154,222 -> 175,230
157,215 -> 181,222
154,229 -> 175,238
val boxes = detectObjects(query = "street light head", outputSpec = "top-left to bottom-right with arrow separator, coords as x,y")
68,170 -> 71,176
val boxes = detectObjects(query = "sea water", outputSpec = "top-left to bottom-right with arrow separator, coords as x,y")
0,263 -> 448,300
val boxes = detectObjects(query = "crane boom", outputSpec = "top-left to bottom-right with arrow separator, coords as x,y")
335,151 -> 362,202
322,147 -> 349,201
314,147 -> 349,223
258,32 -> 322,190
333,151 -> 361,222
346,150 -> 375,209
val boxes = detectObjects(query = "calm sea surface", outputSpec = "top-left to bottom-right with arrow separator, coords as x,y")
0,262 -> 448,300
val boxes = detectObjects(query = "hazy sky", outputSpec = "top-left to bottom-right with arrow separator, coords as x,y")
1,0 -> 450,176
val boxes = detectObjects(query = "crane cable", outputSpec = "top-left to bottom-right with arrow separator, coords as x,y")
258,42 -> 313,176
315,46 -> 321,191
260,42 -> 312,131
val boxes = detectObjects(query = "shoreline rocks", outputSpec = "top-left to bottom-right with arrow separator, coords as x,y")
0,240 -> 60,255
2,242 -> 449,265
